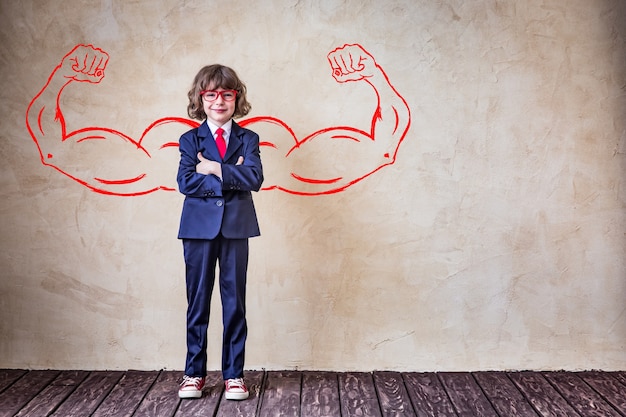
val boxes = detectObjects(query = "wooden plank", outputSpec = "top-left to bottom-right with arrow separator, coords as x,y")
52,371 -> 124,417
0,369 -> 28,393
402,372 -> 457,417
438,372 -> 498,417
474,372 -> 539,417
579,371 -> 626,414
339,372 -> 383,417
301,371 -> 341,417
1,368 -> 623,417
258,371 -> 301,417
92,370 -> 159,417
175,371 -> 224,417
15,370 -> 90,417
612,372 -> 626,386
373,371 -> 416,417
508,371 -> 579,417
132,370 -> 180,417
216,370 -> 264,417
0,370 -> 60,417
543,372 -> 621,417
50,370 -> 91,386
50,371 -> 123,417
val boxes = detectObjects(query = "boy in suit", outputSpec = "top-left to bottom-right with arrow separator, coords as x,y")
176,64 -> 263,400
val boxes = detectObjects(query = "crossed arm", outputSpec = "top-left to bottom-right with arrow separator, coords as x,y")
26,44 -> 410,196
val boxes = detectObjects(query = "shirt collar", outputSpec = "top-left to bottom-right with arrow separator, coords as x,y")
206,119 -> 233,137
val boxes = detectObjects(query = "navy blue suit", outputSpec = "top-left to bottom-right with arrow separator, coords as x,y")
177,120 -> 263,380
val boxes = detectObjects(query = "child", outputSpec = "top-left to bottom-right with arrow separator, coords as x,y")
176,64 -> 263,400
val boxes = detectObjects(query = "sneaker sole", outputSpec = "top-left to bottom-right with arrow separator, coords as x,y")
225,391 -> 249,401
179,390 -> 203,399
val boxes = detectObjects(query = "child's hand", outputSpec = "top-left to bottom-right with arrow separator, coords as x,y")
195,154 -> 244,178
196,152 -> 221,178
61,44 -> 109,83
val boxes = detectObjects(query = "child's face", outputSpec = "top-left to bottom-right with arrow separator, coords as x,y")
202,85 -> 236,126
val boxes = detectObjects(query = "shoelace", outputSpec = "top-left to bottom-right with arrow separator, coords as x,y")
181,375 -> 203,388
227,378 -> 246,389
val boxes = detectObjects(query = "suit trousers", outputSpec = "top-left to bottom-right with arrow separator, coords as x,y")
183,235 -> 248,380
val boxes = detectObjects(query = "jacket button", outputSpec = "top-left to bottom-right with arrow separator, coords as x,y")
216,200 -> 223,207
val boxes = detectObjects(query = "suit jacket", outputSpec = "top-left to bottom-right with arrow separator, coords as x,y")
177,120 -> 263,239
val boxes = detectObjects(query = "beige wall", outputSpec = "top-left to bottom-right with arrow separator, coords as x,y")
1,0 -> 625,371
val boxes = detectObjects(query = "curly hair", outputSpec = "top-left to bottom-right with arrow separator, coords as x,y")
187,64 -> 252,120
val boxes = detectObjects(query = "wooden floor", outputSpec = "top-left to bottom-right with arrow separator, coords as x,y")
0,369 -> 625,416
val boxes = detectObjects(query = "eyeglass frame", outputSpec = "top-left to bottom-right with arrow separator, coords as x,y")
200,89 -> 238,102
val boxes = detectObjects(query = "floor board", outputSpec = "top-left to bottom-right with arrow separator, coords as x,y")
579,371 -> 626,415
373,371 -> 416,417
543,371 -> 622,417
50,371 -> 123,417
474,372 -> 540,417
339,372 -> 382,417
301,371 -> 341,417
508,371 -> 580,417
439,372 -> 498,417
402,372 -> 457,416
1,369 -> 624,416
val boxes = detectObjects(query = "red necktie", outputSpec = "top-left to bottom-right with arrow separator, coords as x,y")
215,128 -> 226,159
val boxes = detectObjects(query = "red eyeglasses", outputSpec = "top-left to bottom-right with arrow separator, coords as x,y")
200,90 -> 237,102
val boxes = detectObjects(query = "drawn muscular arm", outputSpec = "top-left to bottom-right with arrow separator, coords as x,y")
26,44 -> 183,196
259,44 -> 411,196
26,45 -> 109,154
27,44 -> 409,197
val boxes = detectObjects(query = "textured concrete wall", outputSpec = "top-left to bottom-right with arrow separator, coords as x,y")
1,0 -> 624,371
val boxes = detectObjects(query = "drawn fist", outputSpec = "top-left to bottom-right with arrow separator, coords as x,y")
61,44 -> 109,83
327,44 -> 377,83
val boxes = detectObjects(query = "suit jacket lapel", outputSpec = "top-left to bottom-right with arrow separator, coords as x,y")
224,121 -> 243,162
198,121 -> 222,161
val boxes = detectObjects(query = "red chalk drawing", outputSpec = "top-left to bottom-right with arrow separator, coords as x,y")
26,43 -> 410,196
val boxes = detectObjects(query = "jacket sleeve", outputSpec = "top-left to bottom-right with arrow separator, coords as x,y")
176,130 -> 224,197
221,131 -> 264,192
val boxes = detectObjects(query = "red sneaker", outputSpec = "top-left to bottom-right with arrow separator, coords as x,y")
225,378 -> 249,400
178,375 -> 205,399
